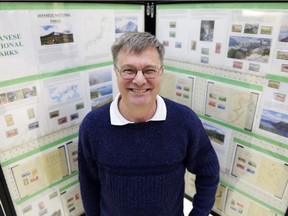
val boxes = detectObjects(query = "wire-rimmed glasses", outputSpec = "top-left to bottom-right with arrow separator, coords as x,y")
115,65 -> 162,80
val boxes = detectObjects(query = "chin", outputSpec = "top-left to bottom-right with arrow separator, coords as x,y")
129,95 -> 153,107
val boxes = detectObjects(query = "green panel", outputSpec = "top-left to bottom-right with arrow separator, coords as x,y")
234,138 -> 288,162
198,114 -> 288,150
16,172 -> 78,205
60,179 -> 79,192
0,61 -> 113,88
165,65 -> 263,91
1,133 -> 78,167
220,180 -> 285,215
266,74 -> 288,83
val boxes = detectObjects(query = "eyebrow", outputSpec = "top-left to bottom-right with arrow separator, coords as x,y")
120,64 -> 158,68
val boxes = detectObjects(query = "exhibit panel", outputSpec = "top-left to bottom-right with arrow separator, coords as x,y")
157,2 -> 288,216
0,2 -> 145,215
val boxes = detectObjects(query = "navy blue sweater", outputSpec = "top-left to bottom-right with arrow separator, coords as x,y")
78,98 -> 219,216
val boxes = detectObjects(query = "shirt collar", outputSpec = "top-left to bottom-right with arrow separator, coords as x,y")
110,93 -> 167,125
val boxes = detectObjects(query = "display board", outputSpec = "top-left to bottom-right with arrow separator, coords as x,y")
157,2 -> 288,216
0,2 -> 144,216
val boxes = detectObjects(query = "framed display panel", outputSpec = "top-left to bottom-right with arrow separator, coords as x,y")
156,2 -> 288,216
0,2 -> 145,216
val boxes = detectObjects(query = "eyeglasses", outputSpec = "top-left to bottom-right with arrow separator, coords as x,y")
115,65 -> 162,80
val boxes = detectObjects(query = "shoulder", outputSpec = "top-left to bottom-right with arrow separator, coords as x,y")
80,102 -> 111,130
162,97 -> 204,128
163,97 -> 188,109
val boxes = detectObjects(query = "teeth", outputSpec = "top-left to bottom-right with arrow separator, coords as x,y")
132,89 -> 147,93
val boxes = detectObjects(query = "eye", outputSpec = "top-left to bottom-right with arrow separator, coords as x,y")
122,68 -> 136,74
143,68 -> 157,74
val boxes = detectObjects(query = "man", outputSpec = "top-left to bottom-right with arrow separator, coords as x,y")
78,31 -> 220,216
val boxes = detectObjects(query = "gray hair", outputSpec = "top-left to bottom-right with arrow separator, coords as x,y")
111,31 -> 165,66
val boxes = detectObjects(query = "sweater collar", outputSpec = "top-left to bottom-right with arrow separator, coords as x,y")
110,93 -> 167,125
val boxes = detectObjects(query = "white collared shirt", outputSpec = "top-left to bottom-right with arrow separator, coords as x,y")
110,93 -> 167,125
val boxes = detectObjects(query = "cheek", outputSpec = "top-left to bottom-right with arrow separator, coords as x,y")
153,78 -> 162,88
117,78 -> 129,90
150,81 -> 161,95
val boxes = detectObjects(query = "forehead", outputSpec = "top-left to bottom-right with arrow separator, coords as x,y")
117,46 -> 160,65
119,45 -> 158,55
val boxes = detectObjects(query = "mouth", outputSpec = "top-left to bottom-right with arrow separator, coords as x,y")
129,88 -> 150,93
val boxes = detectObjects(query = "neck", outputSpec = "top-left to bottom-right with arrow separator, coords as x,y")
118,96 -> 157,123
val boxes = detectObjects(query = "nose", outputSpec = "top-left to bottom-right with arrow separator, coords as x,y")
132,70 -> 147,85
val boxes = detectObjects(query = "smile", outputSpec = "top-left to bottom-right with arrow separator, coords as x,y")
130,89 -> 149,93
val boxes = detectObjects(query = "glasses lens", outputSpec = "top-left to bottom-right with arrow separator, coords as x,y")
142,67 -> 159,79
120,67 -> 137,79
118,66 -> 161,79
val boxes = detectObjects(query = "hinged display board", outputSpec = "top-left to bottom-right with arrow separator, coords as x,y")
0,2 -> 144,215
156,2 -> 288,216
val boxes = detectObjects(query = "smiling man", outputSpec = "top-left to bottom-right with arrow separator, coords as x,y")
78,32 -> 220,216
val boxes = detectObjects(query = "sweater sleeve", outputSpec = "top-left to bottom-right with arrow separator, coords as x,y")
78,121 -> 101,216
186,118 -> 220,216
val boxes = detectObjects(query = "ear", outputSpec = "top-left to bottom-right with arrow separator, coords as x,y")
159,66 -> 164,76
